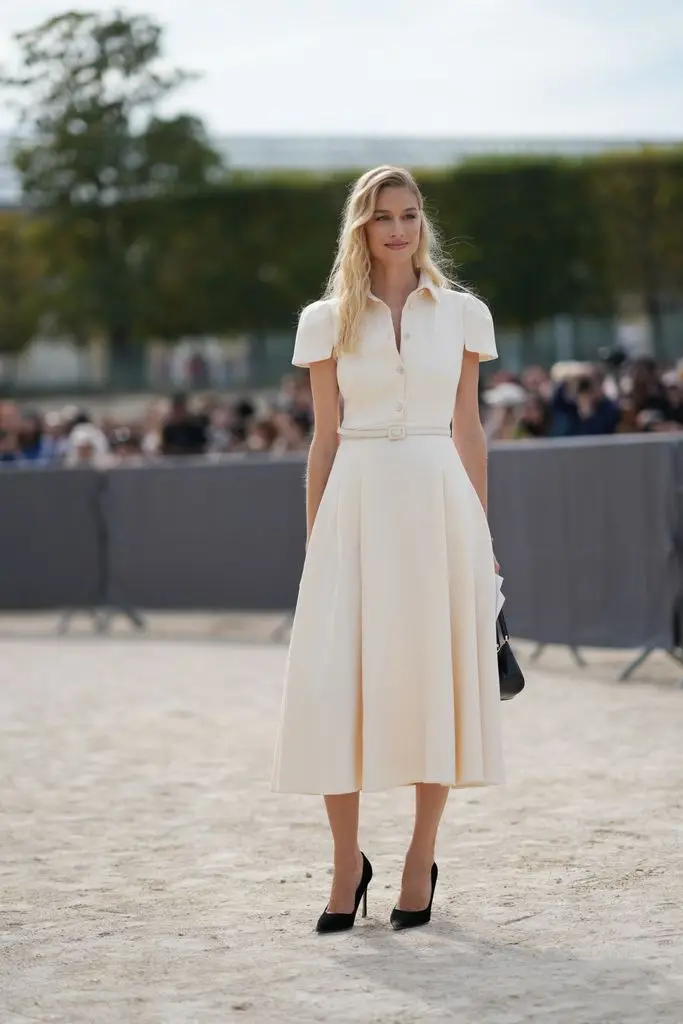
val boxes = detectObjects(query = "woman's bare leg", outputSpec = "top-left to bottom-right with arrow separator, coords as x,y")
323,792 -> 363,913
397,783 -> 449,910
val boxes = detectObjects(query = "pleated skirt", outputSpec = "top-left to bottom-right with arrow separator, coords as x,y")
271,435 -> 504,794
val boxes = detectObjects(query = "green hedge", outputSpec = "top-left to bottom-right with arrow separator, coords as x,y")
3,148 -> 683,350
123,149 -> 683,339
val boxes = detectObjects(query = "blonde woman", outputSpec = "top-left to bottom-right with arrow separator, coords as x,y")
271,166 -> 503,933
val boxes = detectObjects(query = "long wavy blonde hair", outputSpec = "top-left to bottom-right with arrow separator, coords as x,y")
324,165 -> 454,356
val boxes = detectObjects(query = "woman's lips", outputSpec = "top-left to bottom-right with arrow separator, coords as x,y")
386,241 -> 409,249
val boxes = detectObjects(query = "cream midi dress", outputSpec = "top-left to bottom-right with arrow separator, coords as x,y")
271,273 -> 505,794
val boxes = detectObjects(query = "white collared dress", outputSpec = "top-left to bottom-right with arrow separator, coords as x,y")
271,280 -> 504,794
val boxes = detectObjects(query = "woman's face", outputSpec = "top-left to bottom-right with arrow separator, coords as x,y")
365,186 -> 422,268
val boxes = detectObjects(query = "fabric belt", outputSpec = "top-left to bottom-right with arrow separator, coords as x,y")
338,424 -> 451,441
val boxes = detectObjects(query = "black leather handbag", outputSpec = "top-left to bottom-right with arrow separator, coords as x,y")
497,609 -> 525,700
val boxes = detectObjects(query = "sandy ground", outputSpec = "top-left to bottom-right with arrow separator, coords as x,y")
1,612 -> 682,1024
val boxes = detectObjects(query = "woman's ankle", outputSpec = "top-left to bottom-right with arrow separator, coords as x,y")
333,846 -> 362,872
404,844 -> 435,872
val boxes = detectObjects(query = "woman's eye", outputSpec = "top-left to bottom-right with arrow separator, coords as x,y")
404,213 -> 418,220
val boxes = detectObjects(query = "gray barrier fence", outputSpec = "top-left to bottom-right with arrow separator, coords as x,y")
487,434 -> 681,650
2,436 -> 682,653
1,468 -> 103,610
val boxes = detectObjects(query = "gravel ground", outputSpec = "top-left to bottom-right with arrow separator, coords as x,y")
1,614 -> 682,1024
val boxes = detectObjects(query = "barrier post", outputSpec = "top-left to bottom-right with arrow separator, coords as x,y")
56,470 -> 145,635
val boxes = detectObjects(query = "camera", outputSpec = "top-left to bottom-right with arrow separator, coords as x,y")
597,346 -> 627,369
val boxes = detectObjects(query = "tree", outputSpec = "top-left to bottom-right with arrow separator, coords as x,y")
590,150 -> 683,360
0,212 -> 46,352
0,9 -> 225,381
438,158 -> 611,331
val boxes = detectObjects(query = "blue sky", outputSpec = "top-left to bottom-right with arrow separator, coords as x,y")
1,0 -> 682,136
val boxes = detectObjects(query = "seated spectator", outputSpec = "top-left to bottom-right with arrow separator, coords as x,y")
272,409 -> 313,452
227,422 -> 248,452
64,423 -> 112,467
481,382 -> 529,441
520,365 -> 553,402
140,399 -> 167,456
626,357 -> 675,421
247,418 -> 279,452
661,370 -> 683,426
43,411 -> 70,462
109,426 -> 144,462
619,358 -> 683,433
515,395 -> 550,439
17,410 -> 57,464
160,393 -> 209,456
0,401 -> 21,463
549,369 -> 620,436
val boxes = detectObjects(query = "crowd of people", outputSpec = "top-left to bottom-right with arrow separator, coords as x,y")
0,376 -> 315,467
1,349 -> 682,468
481,350 -> 683,441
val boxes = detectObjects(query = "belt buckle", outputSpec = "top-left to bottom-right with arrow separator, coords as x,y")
388,424 -> 406,440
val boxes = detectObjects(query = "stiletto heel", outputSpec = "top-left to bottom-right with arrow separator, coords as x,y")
390,862 -> 438,931
315,852 -> 372,934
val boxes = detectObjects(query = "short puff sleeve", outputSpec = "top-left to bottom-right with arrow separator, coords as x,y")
291,300 -> 335,368
463,293 -> 498,362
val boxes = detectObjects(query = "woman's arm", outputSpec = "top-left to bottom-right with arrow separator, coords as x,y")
305,358 -> 340,544
452,350 -> 499,570
453,350 -> 488,511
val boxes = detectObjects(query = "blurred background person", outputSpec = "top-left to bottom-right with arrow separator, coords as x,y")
625,357 -> 683,432
246,417 -> 278,453
160,393 -> 209,457
482,382 -> 529,441
272,408 -> 313,453
64,422 -> 112,468
16,409 -> 56,463
549,364 -> 620,437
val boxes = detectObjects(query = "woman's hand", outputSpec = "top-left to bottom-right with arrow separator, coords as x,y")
493,550 -> 500,574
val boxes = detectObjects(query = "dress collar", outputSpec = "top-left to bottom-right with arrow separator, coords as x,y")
368,270 -> 441,304
417,271 -> 441,302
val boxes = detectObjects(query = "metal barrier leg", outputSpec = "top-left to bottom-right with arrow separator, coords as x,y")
569,646 -> 587,669
618,646 -> 656,681
269,613 -> 294,643
96,471 -> 146,634
529,643 -> 544,663
95,605 -> 146,634
528,643 -> 586,668
55,471 -> 146,636
56,609 -> 106,635
619,645 -> 683,682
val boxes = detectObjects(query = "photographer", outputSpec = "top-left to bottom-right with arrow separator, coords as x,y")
160,393 -> 209,457
0,402 -> 21,464
625,358 -> 683,433
549,363 -> 620,437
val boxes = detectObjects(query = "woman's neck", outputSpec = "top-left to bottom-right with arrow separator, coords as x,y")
370,263 -> 419,304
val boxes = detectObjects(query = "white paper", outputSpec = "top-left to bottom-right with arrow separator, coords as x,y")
495,574 -> 505,617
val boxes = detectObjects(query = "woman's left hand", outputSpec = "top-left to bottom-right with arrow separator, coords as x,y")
493,551 -> 500,574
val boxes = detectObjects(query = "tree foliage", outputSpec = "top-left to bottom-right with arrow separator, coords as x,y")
1,15 -> 681,359
0,212 -> 47,351
0,9 -> 225,361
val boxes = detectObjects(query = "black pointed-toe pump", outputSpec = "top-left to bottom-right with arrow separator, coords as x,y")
315,852 -> 373,934
390,862 -> 438,931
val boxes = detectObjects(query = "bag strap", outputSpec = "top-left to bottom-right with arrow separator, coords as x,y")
496,609 -> 510,652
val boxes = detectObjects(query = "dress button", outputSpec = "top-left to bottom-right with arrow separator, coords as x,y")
397,366 -> 405,374
396,402 -> 403,411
